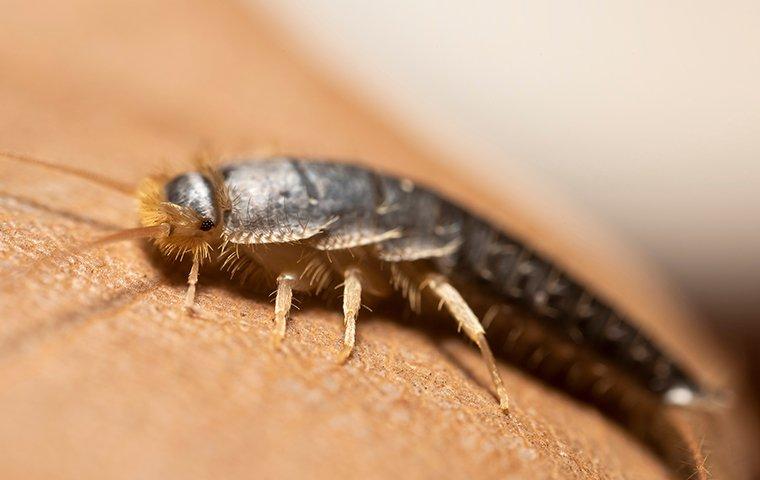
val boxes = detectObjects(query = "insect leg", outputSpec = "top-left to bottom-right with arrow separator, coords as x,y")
272,273 -> 296,349
424,273 -> 510,412
337,268 -> 362,363
183,255 -> 200,312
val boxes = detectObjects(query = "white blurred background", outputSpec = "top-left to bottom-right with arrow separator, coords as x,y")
255,2 -> 760,342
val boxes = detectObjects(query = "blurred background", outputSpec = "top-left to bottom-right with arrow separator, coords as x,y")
0,1 -> 758,477
257,0 -> 760,384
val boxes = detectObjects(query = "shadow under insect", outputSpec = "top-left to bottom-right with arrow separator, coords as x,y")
141,240 -> 711,480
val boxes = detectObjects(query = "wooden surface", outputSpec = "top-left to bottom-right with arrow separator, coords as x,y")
0,1 -> 756,479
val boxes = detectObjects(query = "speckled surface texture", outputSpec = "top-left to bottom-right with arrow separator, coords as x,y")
0,1 -> 755,479
0,201 -> 670,479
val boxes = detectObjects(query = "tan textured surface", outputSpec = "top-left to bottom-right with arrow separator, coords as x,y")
0,1 -> 754,479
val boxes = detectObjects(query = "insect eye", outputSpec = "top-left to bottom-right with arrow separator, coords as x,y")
200,219 -> 215,231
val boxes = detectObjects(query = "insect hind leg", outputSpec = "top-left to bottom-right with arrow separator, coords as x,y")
423,273 -> 510,412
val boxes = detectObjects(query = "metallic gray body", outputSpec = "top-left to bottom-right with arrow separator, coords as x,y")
165,157 -> 701,402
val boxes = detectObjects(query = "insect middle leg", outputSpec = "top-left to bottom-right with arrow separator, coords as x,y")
423,273 -> 510,412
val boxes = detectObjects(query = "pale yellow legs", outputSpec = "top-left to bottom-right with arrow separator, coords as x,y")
338,268 -> 362,363
272,273 -> 296,349
269,268 -> 362,360
259,267 -> 508,413
424,274 -> 510,412
183,261 -> 298,347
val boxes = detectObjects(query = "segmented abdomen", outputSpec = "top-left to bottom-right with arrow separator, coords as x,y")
456,217 -> 699,399
220,157 -> 701,401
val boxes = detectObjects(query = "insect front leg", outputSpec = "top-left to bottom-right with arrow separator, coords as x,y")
338,267 -> 362,363
272,273 -> 297,349
183,255 -> 201,313
423,273 -> 510,412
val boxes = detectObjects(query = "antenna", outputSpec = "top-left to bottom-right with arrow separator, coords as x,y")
0,151 -> 136,195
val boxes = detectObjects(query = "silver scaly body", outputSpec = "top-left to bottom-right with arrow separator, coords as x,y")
165,157 -> 702,405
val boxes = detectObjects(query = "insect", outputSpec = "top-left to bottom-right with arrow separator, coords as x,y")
3,152 -> 709,416
43,153 -> 704,415
2,151 -> 723,479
